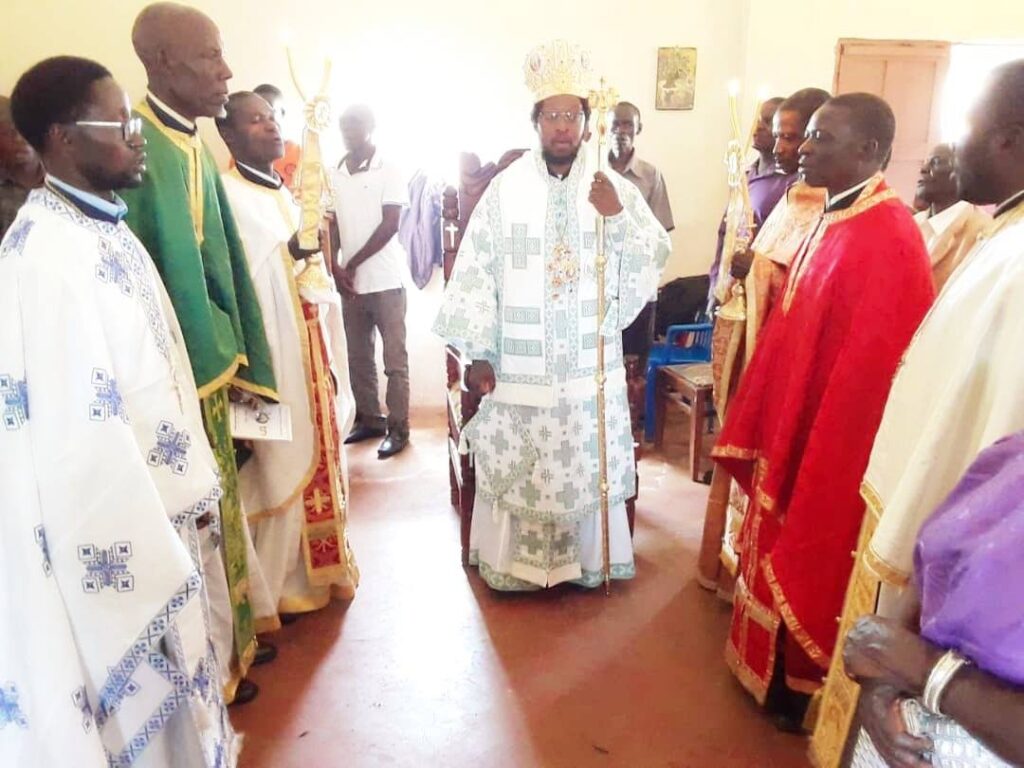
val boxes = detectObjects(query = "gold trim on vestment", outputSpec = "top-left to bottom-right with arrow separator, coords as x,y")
763,557 -> 831,669
229,377 -> 280,401
725,630 -> 772,706
808,512 -> 882,767
782,175 -> 898,314
233,635 -> 257,682
253,615 -> 283,634
300,310 -> 356,589
278,589 -> 332,615
228,170 -> 321,522
196,356 -> 243,401
786,673 -> 823,695
711,443 -> 758,460
137,101 -> 205,245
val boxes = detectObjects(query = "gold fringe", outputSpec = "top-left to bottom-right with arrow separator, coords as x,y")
763,558 -> 831,669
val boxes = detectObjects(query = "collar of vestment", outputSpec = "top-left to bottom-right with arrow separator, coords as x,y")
236,161 -> 282,189
825,176 -> 873,212
782,173 -> 897,314
995,189 -> 1024,218
338,148 -> 380,175
45,174 -> 128,223
146,90 -> 197,135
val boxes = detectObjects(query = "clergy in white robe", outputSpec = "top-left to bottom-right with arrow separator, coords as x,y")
218,92 -> 359,622
0,186 -> 238,765
434,41 -> 671,590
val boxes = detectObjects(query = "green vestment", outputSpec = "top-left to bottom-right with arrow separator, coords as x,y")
122,101 -> 277,685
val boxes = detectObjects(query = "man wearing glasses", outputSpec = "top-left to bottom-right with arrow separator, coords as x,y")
119,2 -> 278,707
434,40 -> 671,592
913,142 -> 990,291
1,55 -> 237,766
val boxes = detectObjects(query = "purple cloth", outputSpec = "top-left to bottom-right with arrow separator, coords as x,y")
915,431 -> 1024,685
398,170 -> 443,289
706,163 -> 797,308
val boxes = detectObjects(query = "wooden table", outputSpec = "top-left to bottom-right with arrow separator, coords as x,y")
654,363 -> 715,482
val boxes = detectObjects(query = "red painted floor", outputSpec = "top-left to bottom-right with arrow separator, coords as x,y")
232,411 -> 810,767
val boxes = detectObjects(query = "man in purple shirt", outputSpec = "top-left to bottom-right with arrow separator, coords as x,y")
707,96 -> 792,313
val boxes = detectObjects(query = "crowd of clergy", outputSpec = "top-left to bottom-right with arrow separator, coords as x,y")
1,1 -> 1023,766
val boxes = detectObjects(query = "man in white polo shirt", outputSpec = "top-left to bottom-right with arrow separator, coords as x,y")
330,105 -> 411,458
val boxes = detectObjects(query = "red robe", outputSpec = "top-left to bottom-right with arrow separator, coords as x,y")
712,176 -> 934,701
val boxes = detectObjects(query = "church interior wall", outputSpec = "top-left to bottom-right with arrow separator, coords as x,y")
742,0 -> 1024,101
10,1 -> 1023,413
1,0 -> 748,413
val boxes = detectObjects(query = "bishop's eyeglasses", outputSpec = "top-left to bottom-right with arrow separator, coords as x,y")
538,110 -> 585,125
73,117 -> 144,142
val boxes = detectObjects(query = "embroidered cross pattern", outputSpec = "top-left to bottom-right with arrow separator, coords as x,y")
0,683 -> 28,730
1,218 -> 33,258
147,420 -> 190,475
79,541 -> 135,594
553,529 -> 574,557
0,374 -> 29,430
89,368 -> 129,423
95,239 -> 134,296
503,223 -> 541,269
520,528 -> 546,556
71,686 -> 94,733
34,524 -> 52,577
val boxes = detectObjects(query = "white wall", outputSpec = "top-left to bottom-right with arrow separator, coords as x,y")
742,0 -> 1024,98
1,0 -> 750,413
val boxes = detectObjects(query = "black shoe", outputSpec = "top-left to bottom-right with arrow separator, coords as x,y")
253,641 -> 277,666
377,432 -> 408,459
279,612 -> 301,626
229,679 -> 259,707
344,424 -> 387,444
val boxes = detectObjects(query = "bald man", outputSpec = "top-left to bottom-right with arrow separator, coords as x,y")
913,142 -> 990,291
119,2 -> 278,706
812,61 -> 1024,766
713,93 -> 934,730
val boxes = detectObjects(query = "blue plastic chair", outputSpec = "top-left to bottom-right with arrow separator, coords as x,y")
643,322 -> 713,441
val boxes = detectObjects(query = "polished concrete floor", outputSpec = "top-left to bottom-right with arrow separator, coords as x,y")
232,411 -> 810,767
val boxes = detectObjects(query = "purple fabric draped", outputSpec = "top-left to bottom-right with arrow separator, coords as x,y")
915,430 -> 1024,685
399,170 -> 443,289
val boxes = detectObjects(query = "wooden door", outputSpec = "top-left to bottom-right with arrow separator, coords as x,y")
834,40 -> 950,204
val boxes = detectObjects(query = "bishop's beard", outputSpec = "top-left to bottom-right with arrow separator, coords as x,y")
542,145 -> 581,168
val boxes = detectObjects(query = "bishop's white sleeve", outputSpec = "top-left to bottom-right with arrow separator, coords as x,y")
601,179 -> 672,335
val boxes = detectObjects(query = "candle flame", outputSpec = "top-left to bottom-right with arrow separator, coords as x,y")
728,79 -> 741,98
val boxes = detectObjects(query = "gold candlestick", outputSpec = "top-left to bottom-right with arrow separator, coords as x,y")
588,76 -> 618,596
286,47 -> 333,252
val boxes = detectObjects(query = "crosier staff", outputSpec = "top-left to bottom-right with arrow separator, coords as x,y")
588,77 -> 618,596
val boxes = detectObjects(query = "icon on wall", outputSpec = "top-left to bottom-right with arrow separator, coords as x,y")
656,47 -> 697,111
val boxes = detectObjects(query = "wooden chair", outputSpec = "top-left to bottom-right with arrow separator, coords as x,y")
442,151 -> 637,567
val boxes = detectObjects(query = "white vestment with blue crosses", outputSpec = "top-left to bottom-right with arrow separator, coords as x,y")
434,149 -> 671,590
0,189 -> 238,767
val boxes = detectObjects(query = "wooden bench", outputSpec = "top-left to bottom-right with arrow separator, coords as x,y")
654,363 -> 716,483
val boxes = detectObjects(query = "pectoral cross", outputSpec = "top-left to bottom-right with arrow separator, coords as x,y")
445,222 -> 459,249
